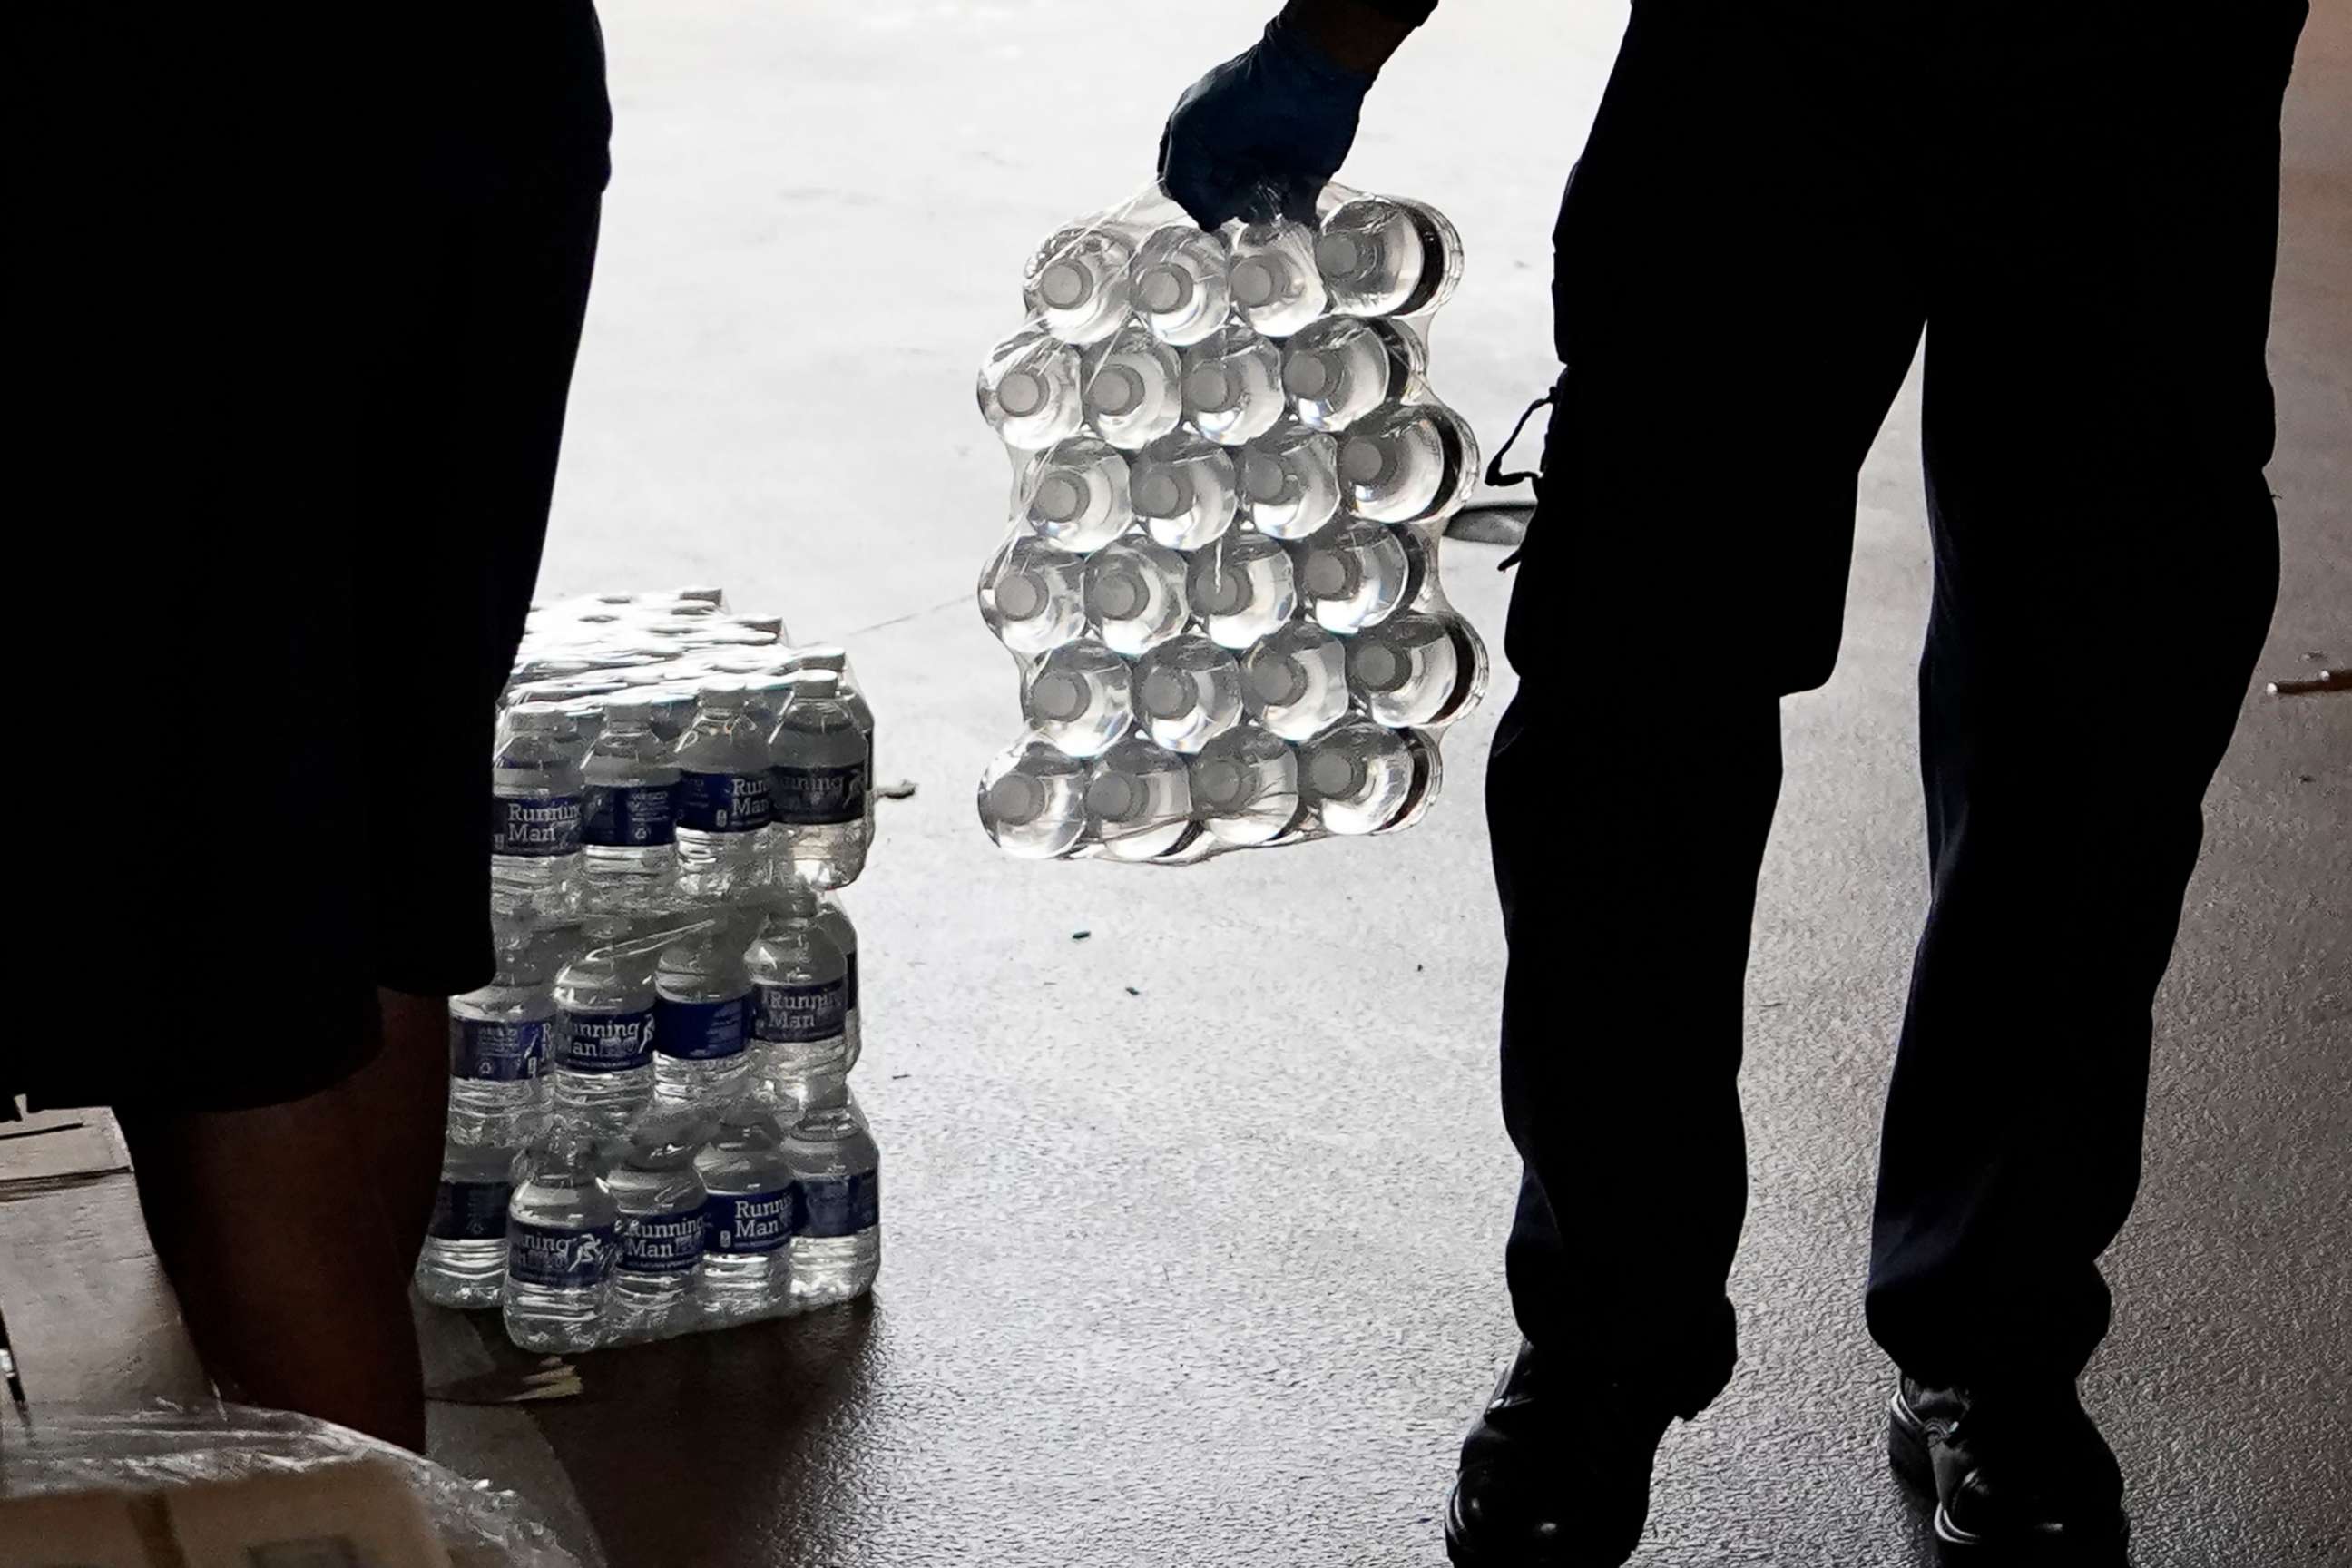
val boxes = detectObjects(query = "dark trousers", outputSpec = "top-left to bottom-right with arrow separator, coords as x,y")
1490,0 -> 2309,1415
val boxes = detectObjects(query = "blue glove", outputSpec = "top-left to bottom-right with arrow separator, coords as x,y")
1158,15 -> 1376,229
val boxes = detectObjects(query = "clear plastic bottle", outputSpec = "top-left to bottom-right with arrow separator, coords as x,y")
1296,520 -> 1411,633
1299,718 -> 1417,834
491,704 -> 586,916
747,878 -> 849,1104
1237,426 -> 1342,540
1315,195 -> 1464,318
642,689 -> 700,746
776,646 -> 878,849
652,912 -> 753,1104
1186,532 -> 1298,649
672,681 -> 773,897
1281,316 -> 1423,432
504,1120 -> 617,1353
602,1105 -> 710,1341
769,671 -> 867,890
1337,401 -> 1480,524
1130,433 -> 1238,551
1020,436 -> 1134,554
977,740 -> 1089,859
579,698 -> 678,911
1081,323 -> 1185,451
449,926 -> 560,1122
1022,224 -> 1134,345
1132,634 -> 1244,754
979,534 -> 1089,656
1240,621 -> 1351,740
693,1098 -> 799,1318
550,917 -> 659,1129
1180,328 -> 1286,446
1346,610 -> 1472,727
740,674 -> 799,736
416,1109 -> 527,1309
1225,220 -> 1328,338
815,893 -> 862,1070
978,328 -> 1084,450
1084,536 -> 1191,657
1023,639 -> 1133,758
782,1107 -> 881,1307
1191,723 -> 1303,846
1084,738 -> 1195,861
1129,225 -> 1231,347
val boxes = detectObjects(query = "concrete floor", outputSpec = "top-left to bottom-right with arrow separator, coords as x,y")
430,2 -> 2350,1563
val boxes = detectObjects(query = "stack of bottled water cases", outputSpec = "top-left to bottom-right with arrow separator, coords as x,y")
975,182 -> 1488,863
415,585 -> 887,1352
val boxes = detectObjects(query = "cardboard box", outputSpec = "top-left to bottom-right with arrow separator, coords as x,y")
0,1489 -> 157,1568
0,1459 -> 452,1568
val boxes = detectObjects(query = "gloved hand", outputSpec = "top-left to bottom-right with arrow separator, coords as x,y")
1158,14 -> 1376,229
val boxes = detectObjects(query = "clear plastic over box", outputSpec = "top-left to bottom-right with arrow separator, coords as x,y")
975,181 -> 1488,866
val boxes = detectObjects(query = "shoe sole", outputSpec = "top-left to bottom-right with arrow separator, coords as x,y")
1887,1393 -> 2130,1566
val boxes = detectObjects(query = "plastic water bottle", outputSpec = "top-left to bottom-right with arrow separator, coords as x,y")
550,917 -> 659,1128
776,645 -> 878,849
1187,532 -> 1298,649
416,1110 -> 526,1309
740,674 -> 800,736
1299,718 -> 1418,834
815,893 -> 862,1070
1337,401 -> 1480,524
1282,316 -> 1423,432
978,740 -> 1089,859
1023,223 -> 1133,345
1084,738 -> 1195,861
1226,220 -> 1328,338
783,1107 -> 881,1307
1315,196 -> 1464,318
673,681 -> 772,897
491,704 -> 586,915
1181,328 -> 1286,446
504,1120 -> 618,1353
642,689 -> 700,745
980,535 -> 1089,655
693,1099 -> 799,1318
1347,611 -> 1475,727
979,328 -> 1084,450
579,697 -> 678,910
1021,436 -> 1134,554
602,1105 -> 710,1340
652,912 -> 753,1103
1131,433 -> 1238,551
1080,322 -> 1183,454
1132,634 -> 1244,754
747,879 -> 849,1102
1191,723 -> 1303,846
1296,520 -> 1411,633
769,671 -> 867,889
1024,639 -> 1133,757
1237,426 -> 1342,540
449,927 -> 560,1122
1130,226 -> 1231,347
1240,620 -> 1351,740
1084,536 -> 1191,657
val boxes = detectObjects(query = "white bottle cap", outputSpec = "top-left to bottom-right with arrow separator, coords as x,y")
1032,473 -> 1089,524
1230,256 -> 1282,309
1134,469 -> 1188,518
997,368 -> 1048,418
694,678 -> 748,706
1140,669 -> 1196,720
1315,231 -> 1367,279
1240,452 -> 1289,504
1308,749 -> 1362,799
1093,570 -> 1145,621
1134,264 -> 1191,315
995,573 -> 1048,621
1195,759 -> 1249,809
508,701 -> 569,730
1085,771 -> 1143,822
1349,640 -> 1403,691
988,772 -> 1047,826
1030,671 -> 1090,723
1038,260 -> 1093,311
1339,436 -> 1390,486
1302,551 -> 1351,598
603,696 -> 654,724
1282,350 -> 1337,401
1087,364 -> 1144,417
1184,364 -> 1238,414
1249,657 -> 1307,707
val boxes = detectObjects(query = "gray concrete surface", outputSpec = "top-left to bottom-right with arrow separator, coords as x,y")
432,1 -> 2348,1563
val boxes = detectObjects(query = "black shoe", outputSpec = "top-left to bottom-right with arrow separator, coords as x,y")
1889,1376 -> 2129,1563
1444,1341 -> 1675,1568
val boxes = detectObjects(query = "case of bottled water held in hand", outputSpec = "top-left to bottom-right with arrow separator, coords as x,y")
416,584 -> 885,1348
975,181 -> 1488,864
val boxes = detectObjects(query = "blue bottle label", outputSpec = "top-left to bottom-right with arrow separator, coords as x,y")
451,1017 -> 546,1083
845,947 -> 859,1012
616,1206 -> 707,1275
799,1171 -> 880,1239
652,995 -> 747,1061
557,1005 -> 656,1073
769,762 -> 866,826
676,770 -> 772,834
583,783 -> 676,848
751,977 -> 847,1045
492,794 -> 583,857
428,1180 -> 511,1241
703,1189 -> 799,1255
505,1221 -> 616,1289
